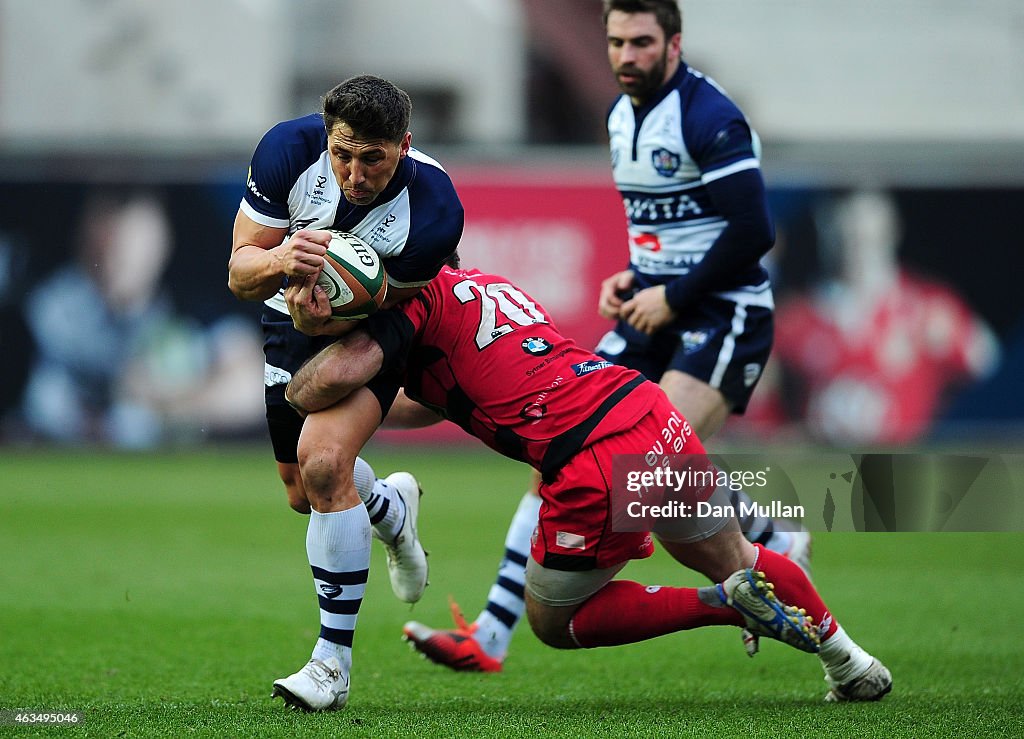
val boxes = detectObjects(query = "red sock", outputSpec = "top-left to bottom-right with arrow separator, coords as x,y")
568,580 -> 744,648
753,544 -> 839,640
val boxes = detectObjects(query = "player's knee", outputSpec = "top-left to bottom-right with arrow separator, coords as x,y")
296,443 -> 343,492
525,595 -> 576,649
296,438 -> 355,506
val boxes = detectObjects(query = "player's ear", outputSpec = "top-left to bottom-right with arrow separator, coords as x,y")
399,132 -> 412,158
668,33 -> 682,62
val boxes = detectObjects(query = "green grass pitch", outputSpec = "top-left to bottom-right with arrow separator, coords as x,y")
1,445 -> 1022,737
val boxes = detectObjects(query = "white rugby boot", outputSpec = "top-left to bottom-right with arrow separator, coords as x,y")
718,569 -> 820,653
824,648 -> 893,702
272,657 -> 349,712
377,472 -> 428,603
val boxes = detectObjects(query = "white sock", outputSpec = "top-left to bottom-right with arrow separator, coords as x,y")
306,506 -> 371,674
353,456 -> 406,542
474,493 -> 542,660
819,624 -> 873,683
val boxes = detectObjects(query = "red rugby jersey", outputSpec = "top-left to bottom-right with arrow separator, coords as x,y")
369,268 -> 661,474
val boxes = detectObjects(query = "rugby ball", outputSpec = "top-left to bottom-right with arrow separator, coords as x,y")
317,231 -> 387,320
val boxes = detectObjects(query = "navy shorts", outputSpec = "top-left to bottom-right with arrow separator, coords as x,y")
594,295 -> 773,414
262,307 -> 400,463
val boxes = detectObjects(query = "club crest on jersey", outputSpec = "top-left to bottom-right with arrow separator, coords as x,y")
522,337 -> 553,356
682,330 -> 710,354
651,148 -> 681,177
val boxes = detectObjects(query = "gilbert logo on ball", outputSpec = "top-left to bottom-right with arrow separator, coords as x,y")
318,231 -> 388,320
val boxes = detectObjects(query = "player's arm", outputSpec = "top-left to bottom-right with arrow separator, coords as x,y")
287,297 -> 421,413
381,389 -> 444,429
661,166 -> 774,311
661,120 -> 774,312
285,329 -> 385,414
227,210 -> 332,302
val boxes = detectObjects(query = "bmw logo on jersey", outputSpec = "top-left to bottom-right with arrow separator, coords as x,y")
522,337 -> 553,356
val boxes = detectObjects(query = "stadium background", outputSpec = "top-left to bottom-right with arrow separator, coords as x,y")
0,0 -> 1022,448
1,3 -> 1023,734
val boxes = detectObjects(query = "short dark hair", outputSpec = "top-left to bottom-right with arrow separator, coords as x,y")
321,75 -> 412,143
602,0 -> 682,38
443,250 -> 461,269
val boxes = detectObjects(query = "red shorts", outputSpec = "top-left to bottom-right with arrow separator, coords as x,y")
531,391 -> 707,571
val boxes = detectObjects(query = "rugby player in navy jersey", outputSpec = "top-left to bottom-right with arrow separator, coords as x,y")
404,0 -> 809,674
227,75 -> 463,710
284,260 -> 891,708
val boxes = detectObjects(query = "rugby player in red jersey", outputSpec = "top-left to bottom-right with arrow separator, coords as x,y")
284,262 -> 892,707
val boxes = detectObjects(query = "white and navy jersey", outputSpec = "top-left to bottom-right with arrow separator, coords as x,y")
240,113 -> 464,315
608,64 -> 771,308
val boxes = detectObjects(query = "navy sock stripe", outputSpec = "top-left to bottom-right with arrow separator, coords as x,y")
311,566 -> 369,585
504,548 -> 529,568
363,491 -> 391,524
319,625 -> 354,647
485,601 -> 518,629
370,495 -> 389,524
318,596 -> 363,615
496,575 -> 525,599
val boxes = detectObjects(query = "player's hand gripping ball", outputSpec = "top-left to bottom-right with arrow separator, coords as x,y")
317,230 -> 388,320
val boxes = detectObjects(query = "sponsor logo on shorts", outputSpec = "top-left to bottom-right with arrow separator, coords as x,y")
556,531 -> 586,550
522,337 -> 553,356
264,363 -> 292,387
682,330 -> 709,354
571,360 -> 613,377
595,331 -> 626,357
743,363 -> 762,387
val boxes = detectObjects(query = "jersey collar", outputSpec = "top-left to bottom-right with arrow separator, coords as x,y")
632,62 -> 689,117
